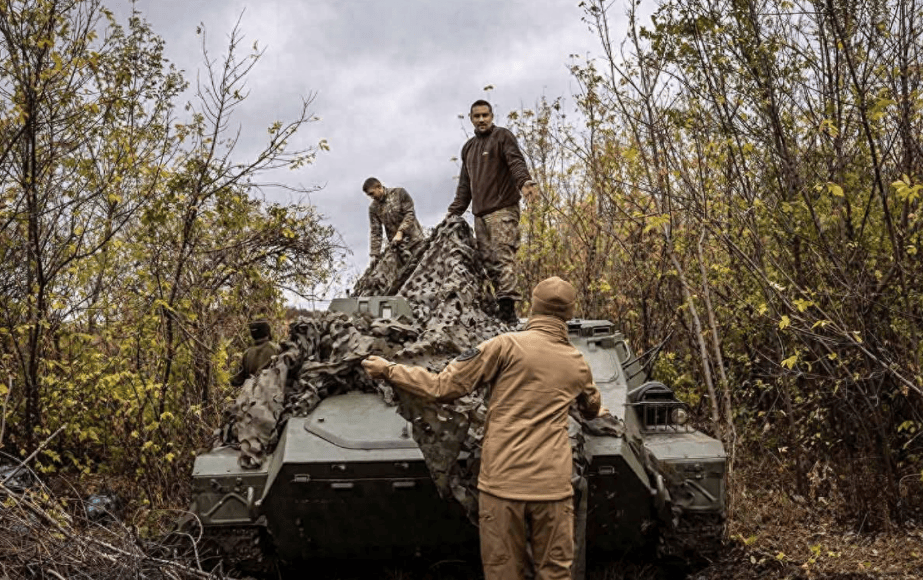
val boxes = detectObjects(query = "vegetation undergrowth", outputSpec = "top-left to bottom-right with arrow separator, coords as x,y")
1,0 -> 922,578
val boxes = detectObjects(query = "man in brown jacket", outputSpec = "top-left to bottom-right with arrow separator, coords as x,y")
447,100 -> 538,324
364,177 -> 424,267
362,276 -> 602,580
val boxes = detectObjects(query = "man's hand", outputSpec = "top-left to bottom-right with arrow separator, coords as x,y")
362,355 -> 393,379
597,406 -> 610,418
392,230 -> 404,243
521,181 -> 539,204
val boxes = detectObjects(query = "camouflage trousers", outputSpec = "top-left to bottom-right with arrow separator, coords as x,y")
474,205 -> 521,301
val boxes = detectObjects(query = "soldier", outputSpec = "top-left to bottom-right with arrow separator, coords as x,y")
362,276 -> 603,580
230,319 -> 282,387
447,100 -> 538,324
364,177 -> 424,266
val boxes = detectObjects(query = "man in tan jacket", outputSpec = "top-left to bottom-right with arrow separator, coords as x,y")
362,276 -> 602,580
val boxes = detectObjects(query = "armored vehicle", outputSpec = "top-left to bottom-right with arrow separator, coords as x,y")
189,296 -> 726,568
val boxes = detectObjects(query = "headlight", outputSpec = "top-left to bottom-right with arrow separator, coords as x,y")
670,407 -> 689,425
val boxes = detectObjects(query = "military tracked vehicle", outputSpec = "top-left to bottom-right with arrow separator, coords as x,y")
188,296 -> 726,569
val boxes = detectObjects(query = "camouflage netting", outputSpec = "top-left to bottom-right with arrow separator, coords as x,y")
220,216 -> 601,521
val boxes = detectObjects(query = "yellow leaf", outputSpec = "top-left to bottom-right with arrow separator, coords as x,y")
779,315 -> 791,329
643,214 -> 670,234
781,354 -> 798,369
827,182 -> 844,197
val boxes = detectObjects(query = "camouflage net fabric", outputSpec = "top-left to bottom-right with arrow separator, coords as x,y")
222,215 -> 596,520
223,216 -> 511,466
352,236 -> 431,296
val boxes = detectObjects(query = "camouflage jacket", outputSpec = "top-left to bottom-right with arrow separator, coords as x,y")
369,187 -> 424,257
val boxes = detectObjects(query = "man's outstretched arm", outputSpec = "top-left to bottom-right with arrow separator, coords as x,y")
362,338 -> 504,403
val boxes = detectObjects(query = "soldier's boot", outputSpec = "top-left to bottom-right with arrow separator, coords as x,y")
497,297 -> 518,325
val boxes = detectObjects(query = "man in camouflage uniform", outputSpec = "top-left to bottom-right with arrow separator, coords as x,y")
363,276 -> 603,580
230,319 -> 282,387
364,177 -> 424,268
447,100 -> 538,324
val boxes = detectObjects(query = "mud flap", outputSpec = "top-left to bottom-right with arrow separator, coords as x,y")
572,476 -> 588,580
653,472 -> 674,526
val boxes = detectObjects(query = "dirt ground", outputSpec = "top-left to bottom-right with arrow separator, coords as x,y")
6,465 -> 920,580
686,483 -> 923,580
280,513 -> 922,580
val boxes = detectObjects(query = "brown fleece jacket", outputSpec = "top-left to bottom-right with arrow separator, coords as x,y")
448,125 -> 533,217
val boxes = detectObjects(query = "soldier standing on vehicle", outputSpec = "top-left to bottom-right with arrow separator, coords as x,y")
447,100 -> 538,324
230,319 -> 281,387
362,276 -> 602,580
365,177 -> 424,267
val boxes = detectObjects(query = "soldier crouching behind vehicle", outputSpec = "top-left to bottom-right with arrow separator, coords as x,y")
230,319 -> 282,387
362,276 -> 604,580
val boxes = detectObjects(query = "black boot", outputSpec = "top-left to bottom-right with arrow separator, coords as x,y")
497,297 -> 518,325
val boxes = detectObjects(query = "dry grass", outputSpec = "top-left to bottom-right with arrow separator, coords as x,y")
691,461 -> 923,580
3,457 -> 921,579
0,461 -> 229,580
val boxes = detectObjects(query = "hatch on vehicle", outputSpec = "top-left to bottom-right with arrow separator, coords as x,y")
303,391 -> 417,450
328,296 -> 414,320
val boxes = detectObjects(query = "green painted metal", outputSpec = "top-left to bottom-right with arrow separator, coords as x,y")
189,317 -> 726,561
327,296 -> 415,320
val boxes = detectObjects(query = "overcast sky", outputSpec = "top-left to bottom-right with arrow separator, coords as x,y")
111,0 -> 647,306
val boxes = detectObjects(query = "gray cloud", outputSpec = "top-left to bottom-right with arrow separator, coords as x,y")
112,0 -> 641,301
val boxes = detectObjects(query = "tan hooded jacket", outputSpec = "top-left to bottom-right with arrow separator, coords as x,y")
383,314 -> 601,501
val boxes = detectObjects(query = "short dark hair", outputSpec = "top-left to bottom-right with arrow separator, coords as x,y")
362,177 -> 381,193
470,100 -> 493,114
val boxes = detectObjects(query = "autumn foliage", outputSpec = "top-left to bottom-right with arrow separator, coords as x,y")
0,0 -> 342,506
513,0 -> 923,528
0,0 -> 920,545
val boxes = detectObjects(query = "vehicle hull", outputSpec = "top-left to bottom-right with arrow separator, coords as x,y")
190,316 -> 726,563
